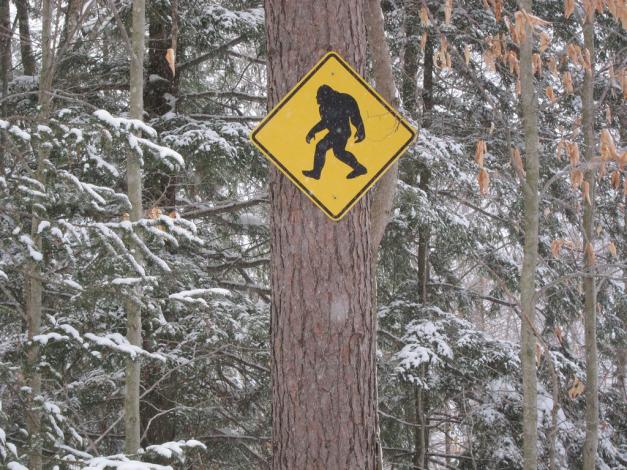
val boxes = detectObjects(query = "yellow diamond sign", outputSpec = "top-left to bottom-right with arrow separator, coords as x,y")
251,52 -> 417,221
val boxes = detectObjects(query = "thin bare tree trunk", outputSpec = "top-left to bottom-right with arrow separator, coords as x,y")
581,14 -> 598,470
0,0 -> 11,174
124,0 -> 145,455
363,2 -> 399,466
24,1 -> 55,468
399,2 -> 432,466
0,0 -> 11,87
14,0 -> 36,76
518,1 -> 540,468
264,1 -> 377,468
365,0 -> 401,251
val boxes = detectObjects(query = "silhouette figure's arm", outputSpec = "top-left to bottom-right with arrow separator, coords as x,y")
349,99 -> 365,142
306,120 -> 326,143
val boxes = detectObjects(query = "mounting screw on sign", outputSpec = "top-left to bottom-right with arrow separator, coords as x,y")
250,51 -> 417,221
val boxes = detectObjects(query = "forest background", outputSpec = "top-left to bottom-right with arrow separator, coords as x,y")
0,0 -> 625,469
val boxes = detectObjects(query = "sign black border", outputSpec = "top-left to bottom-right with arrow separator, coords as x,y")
251,51 -> 417,221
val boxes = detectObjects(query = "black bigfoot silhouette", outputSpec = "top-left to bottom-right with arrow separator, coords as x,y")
303,85 -> 367,180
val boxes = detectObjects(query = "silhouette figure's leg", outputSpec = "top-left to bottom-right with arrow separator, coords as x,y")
303,136 -> 332,179
331,137 -> 367,179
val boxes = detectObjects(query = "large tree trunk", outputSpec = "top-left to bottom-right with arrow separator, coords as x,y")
264,1 -> 377,468
581,14 -> 598,470
14,0 -> 36,76
518,1 -> 540,469
124,0 -> 145,455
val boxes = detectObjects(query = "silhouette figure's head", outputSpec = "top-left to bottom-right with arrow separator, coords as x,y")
316,85 -> 335,105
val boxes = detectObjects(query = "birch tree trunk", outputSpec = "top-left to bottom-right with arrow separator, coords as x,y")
124,0 -> 145,455
581,14 -> 598,470
264,1 -> 377,468
518,1 -> 540,468
15,0 -> 36,76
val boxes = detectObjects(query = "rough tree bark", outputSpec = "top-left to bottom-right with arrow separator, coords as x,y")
124,0 -> 145,455
140,0 -> 179,447
518,1 -> 540,469
581,13 -> 598,470
264,1 -> 377,468
14,0 -> 36,76
143,0 -> 178,209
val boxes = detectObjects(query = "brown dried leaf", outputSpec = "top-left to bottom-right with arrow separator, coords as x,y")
608,0 -> 627,28
475,140 -> 487,167
608,241 -> 617,257
546,85 -> 557,103
540,31 -> 551,53
445,0 -> 453,24
419,5 -> 430,25
564,0 -> 575,18
567,141 -> 580,167
521,9 -> 551,27
511,147 -> 526,177
554,325 -> 564,345
570,169 -> 584,188
551,239 -> 564,258
489,0 -> 503,22
600,129 -> 619,160
513,11 -> 526,45
568,377 -> 585,399
478,168 -> 490,195
585,242 -> 596,266
146,207 -> 162,220
610,170 -> 621,189
165,48 -> 176,76
532,53 -> 543,75
567,43 -> 581,66
547,55 -> 558,76
507,50 -> 519,75
583,180 -> 591,205
563,71 -> 574,94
